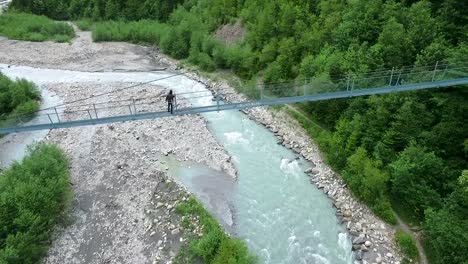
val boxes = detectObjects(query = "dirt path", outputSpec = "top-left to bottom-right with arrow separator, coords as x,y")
395,213 -> 428,264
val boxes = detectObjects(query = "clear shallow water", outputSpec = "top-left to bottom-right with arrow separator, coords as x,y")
161,157 -> 236,232
0,65 -> 353,263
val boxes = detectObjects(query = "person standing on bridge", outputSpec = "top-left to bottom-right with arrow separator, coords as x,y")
166,90 -> 175,114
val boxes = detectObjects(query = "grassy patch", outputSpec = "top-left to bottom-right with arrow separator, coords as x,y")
395,231 -> 418,263
0,144 -> 72,263
75,19 -> 93,31
92,20 -> 169,44
174,197 -> 256,264
0,12 -> 74,42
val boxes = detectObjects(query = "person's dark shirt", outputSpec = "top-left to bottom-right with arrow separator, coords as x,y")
166,93 -> 175,103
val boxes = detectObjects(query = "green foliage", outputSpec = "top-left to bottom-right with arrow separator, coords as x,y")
342,147 -> 396,224
75,19 -> 93,31
212,239 -> 254,264
343,147 -> 388,203
174,197 -> 256,264
423,170 -> 468,264
395,231 -> 418,261
0,144 -> 72,263
390,144 -> 444,220
10,0 -> 72,20
0,13 -> 74,42
424,208 -> 468,264
0,74 -> 40,131
92,20 -> 169,44
11,0 -> 185,21
375,18 -> 413,67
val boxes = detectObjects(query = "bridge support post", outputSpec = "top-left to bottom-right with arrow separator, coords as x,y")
432,61 -> 439,82
16,115 -> 23,124
93,104 -> 98,118
303,79 -> 307,95
441,65 -> 448,80
389,67 -> 394,86
395,69 -> 402,86
216,94 -> 220,112
132,98 -> 137,114
87,110 -> 93,120
54,108 -> 61,123
47,114 -> 54,124
346,76 -> 350,92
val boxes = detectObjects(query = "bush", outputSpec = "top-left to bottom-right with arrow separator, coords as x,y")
341,147 -> 396,224
424,207 -> 468,264
0,74 -> 40,122
212,239 -> 254,264
75,19 -> 93,31
53,34 -> 71,43
395,231 -> 418,261
343,148 -> 389,203
0,144 -> 72,263
174,197 -> 256,264
225,44 -> 256,79
0,13 -> 74,42
372,198 -> 397,225
92,20 -> 169,44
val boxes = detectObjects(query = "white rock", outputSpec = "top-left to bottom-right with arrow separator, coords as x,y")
365,240 -> 372,247
171,228 -> 180,235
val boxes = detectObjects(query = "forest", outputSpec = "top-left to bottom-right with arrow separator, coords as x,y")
6,0 -> 468,263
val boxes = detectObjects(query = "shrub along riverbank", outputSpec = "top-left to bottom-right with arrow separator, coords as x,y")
174,197 -> 256,264
0,12 -> 74,42
0,73 -> 40,131
0,144 -> 72,263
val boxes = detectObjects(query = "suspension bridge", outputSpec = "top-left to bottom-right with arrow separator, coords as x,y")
1,62 -> 467,134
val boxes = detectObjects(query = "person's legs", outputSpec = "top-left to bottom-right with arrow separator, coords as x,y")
169,103 -> 173,114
